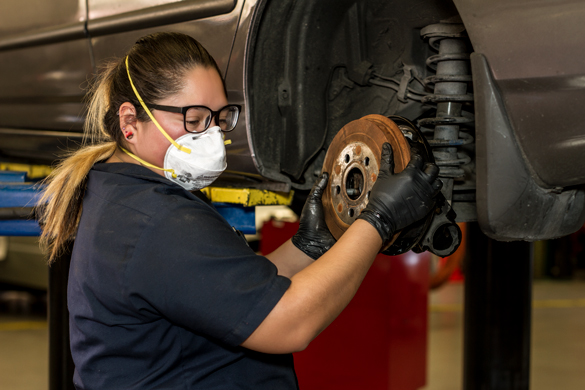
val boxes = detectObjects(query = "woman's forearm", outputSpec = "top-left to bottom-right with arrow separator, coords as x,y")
241,219 -> 382,353
265,239 -> 314,278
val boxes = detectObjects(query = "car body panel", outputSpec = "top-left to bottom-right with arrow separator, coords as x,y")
472,53 -> 585,241
0,0 -> 239,163
1,0 -> 584,241
88,1 -> 240,83
88,0 -> 184,20
0,0 -> 86,38
0,0 -> 91,138
222,0 -> 265,184
454,0 -> 585,188
0,39 -> 91,131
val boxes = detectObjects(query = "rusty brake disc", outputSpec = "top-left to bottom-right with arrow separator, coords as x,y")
321,114 -> 411,240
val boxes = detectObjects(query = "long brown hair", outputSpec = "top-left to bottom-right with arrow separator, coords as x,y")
38,32 -> 222,263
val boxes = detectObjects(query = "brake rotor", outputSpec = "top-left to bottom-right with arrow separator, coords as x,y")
321,114 -> 411,239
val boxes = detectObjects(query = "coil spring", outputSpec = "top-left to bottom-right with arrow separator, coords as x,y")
419,23 -> 474,179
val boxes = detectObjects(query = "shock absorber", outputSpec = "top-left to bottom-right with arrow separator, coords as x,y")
419,22 -> 474,200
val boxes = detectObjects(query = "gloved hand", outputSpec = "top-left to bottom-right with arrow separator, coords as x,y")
292,173 -> 337,260
358,142 -> 442,245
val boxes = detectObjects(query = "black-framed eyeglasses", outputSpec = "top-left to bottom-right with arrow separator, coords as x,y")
147,103 -> 241,133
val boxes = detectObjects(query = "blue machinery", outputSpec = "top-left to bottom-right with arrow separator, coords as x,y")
0,171 -> 42,236
0,165 -> 293,390
0,166 -> 294,236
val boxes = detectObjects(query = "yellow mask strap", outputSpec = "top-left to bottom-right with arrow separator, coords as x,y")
125,56 -> 191,154
120,147 -> 177,179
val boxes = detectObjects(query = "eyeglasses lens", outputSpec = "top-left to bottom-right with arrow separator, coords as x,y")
185,107 -> 211,133
185,106 -> 239,133
217,106 -> 239,132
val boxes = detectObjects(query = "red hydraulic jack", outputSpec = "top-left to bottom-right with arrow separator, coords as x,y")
261,220 -> 429,390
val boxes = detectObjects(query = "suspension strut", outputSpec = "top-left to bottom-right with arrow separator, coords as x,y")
419,22 -> 474,200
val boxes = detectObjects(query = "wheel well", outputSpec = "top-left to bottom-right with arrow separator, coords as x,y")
246,0 -> 459,189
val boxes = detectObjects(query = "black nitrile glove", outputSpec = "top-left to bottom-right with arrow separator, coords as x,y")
358,142 -> 442,245
292,173 -> 337,260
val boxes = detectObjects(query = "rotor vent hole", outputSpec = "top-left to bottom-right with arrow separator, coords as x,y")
344,154 -> 350,163
335,185 -> 341,195
365,157 -> 370,166
349,209 -> 355,218
345,168 -> 364,200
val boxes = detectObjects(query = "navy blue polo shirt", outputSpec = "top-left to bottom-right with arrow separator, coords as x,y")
68,163 -> 298,389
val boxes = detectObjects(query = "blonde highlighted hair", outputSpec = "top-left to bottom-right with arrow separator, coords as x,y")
38,32 -> 223,263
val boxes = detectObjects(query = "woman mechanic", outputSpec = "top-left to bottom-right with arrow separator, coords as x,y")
39,32 -> 442,389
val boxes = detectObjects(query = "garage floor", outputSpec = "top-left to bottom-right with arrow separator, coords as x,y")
424,280 -> 585,390
0,280 -> 584,390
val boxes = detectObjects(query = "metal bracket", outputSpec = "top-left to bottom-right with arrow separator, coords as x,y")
397,63 -> 414,103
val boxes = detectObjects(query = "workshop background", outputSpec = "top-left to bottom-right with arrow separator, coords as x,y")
1,208 -> 584,389
2,0 -> 585,388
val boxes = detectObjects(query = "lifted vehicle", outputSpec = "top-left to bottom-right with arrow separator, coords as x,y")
1,0 -> 584,243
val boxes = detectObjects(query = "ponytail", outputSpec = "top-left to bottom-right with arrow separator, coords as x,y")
39,143 -> 117,263
38,61 -> 120,264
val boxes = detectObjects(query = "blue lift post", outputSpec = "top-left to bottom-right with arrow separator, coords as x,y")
0,168 -> 260,390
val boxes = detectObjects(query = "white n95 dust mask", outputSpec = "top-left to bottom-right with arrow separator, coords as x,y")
121,56 -> 230,191
163,126 -> 226,190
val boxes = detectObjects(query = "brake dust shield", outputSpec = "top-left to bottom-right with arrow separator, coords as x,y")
321,114 -> 411,240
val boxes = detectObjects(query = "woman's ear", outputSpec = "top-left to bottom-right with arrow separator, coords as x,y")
119,102 -> 138,143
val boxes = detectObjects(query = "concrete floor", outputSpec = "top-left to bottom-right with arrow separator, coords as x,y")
424,280 -> 585,390
0,313 -> 47,390
0,280 -> 584,390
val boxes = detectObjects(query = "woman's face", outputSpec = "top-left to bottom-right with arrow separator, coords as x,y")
129,66 -> 228,174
